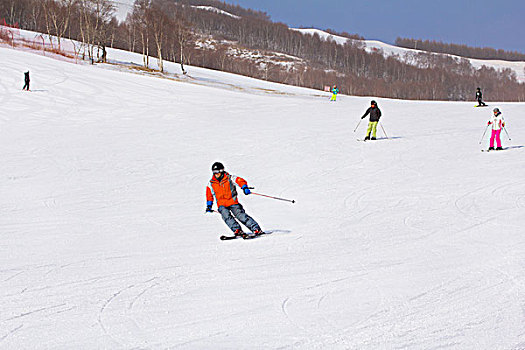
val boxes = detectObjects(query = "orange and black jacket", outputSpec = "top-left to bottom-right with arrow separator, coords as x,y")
206,172 -> 248,208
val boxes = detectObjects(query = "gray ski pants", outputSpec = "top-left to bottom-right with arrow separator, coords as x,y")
218,204 -> 261,233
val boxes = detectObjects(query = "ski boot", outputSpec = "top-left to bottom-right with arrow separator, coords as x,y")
364,135 -> 370,141
235,229 -> 255,239
488,146 -> 495,151
371,137 -> 376,140
496,147 -> 503,151
253,229 -> 265,236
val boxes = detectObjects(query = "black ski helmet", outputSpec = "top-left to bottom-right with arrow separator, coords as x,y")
371,100 -> 377,105
212,162 -> 224,172
493,108 -> 500,114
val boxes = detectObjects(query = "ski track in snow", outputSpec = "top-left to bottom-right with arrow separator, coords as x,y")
1,44 -> 525,349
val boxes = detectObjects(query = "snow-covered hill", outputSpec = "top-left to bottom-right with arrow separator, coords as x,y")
293,28 -> 525,83
1,40 -> 525,349
109,1 -> 525,82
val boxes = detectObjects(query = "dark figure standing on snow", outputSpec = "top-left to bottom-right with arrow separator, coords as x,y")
206,162 -> 263,237
361,100 -> 382,140
476,87 -> 486,106
487,108 -> 505,150
22,71 -> 30,91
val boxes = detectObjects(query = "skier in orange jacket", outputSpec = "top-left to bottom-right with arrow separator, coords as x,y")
206,162 -> 262,236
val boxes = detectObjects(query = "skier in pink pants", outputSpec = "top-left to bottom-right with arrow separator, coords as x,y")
487,108 -> 505,151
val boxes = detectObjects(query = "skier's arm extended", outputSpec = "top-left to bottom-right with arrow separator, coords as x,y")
361,107 -> 371,119
231,175 -> 251,195
205,186 -> 214,212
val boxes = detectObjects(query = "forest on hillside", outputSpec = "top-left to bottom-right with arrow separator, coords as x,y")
1,0 -> 524,101
396,37 -> 525,62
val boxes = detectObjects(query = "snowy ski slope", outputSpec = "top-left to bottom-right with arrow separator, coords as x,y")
1,44 -> 525,349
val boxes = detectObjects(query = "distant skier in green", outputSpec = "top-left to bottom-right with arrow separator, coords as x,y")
361,100 -> 382,140
476,87 -> 486,106
330,85 -> 339,101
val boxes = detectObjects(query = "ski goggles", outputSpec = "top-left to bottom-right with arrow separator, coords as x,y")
213,169 -> 224,174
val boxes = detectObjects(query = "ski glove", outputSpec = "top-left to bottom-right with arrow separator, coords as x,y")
242,185 -> 251,195
206,201 -> 213,213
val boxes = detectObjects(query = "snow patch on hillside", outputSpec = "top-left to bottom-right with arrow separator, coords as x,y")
112,0 -> 135,22
191,5 -> 240,19
291,28 -> 350,46
112,1 -> 242,22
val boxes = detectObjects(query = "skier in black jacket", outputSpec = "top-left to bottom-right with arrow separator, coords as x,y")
476,87 -> 486,106
22,71 -> 30,91
361,100 -> 382,140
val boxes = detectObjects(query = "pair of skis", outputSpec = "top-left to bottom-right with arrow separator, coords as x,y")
481,148 -> 506,152
356,137 -> 386,142
220,231 -> 268,241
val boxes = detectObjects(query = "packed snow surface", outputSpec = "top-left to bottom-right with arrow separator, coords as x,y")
1,45 -> 525,349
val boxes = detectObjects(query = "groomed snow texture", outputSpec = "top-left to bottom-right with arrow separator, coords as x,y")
1,45 -> 525,349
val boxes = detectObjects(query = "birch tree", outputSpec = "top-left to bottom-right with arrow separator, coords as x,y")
42,0 -> 75,51
130,0 -> 151,68
148,1 -> 169,72
78,0 -> 114,63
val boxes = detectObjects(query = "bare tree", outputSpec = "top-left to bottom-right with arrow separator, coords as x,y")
42,0 -> 75,51
173,17 -> 192,74
0,0 -> 29,27
123,15 -> 137,53
148,1 -> 169,72
77,0 -> 114,63
129,0 -> 151,68
28,1 -> 43,31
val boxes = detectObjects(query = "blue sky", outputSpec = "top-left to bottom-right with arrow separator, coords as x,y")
223,0 -> 525,53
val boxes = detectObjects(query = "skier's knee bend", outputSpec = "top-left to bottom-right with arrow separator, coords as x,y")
218,206 -> 231,218
230,204 -> 247,218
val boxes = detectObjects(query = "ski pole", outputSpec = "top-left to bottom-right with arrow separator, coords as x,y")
251,192 -> 295,204
379,122 -> 389,139
503,126 -> 511,140
247,187 -> 295,203
479,125 -> 489,144
353,119 -> 362,133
